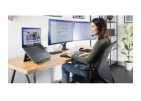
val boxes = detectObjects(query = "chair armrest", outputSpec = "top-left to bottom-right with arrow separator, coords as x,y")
77,65 -> 95,83
77,65 -> 95,71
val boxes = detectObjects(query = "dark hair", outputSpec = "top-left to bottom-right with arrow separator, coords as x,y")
91,18 -> 111,44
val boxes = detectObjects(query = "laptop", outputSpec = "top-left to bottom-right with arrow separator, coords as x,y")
22,27 -> 51,64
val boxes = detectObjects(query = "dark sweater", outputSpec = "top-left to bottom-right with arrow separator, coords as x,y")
71,39 -> 110,78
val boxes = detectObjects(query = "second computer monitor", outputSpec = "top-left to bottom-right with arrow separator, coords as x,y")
73,21 -> 97,40
48,19 -> 73,45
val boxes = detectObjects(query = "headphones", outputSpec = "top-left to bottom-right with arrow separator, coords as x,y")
97,16 -> 102,32
92,16 -> 102,37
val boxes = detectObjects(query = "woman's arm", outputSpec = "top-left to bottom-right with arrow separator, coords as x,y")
79,47 -> 92,52
85,49 -> 92,52
71,40 -> 104,64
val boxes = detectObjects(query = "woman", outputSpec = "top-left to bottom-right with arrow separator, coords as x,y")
61,18 -> 111,83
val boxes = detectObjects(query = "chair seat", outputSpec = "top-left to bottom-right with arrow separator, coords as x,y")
72,74 -> 105,83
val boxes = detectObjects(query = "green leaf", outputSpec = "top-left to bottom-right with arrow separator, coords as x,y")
124,25 -> 127,29
124,26 -> 128,34
126,56 -> 133,59
131,42 -> 133,46
124,44 -> 129,50
129,25 -> 133,33
123,41 -> 128,46
124,28 -> 129,35
130,33 -> 133,37
129,47 -> 133,52
127,56 -> 130,58
120,37 -> 126,42
126,36 -> 130,44
130,33 -> 133,41
121,52 -> 127,55
124,26 -> 130,35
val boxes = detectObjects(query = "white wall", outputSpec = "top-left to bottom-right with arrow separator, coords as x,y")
8,15 -> 97,83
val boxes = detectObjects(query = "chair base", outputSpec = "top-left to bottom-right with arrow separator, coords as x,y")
72,74 -> 106,83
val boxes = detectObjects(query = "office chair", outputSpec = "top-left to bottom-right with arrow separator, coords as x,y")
72,41 -> 117,83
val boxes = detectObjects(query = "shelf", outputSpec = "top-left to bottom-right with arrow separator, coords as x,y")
106,21 -> 117,23
108,29 -> 115,36
110,35 -> 117,36
106,16 -> 118,67
111,48 -> 117,51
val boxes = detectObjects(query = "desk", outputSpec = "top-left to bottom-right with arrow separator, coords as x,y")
8,46 -> 92,83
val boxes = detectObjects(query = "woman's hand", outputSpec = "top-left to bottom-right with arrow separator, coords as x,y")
66,52 -> 74,57
80,47 -> 85,51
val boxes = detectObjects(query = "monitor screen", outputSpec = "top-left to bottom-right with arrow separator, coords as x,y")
73,21 -> 97,40
22,28 -> 41,46
48,19 -> 73,45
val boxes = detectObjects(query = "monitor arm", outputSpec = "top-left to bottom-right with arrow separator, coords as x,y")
61,42 -> 69,50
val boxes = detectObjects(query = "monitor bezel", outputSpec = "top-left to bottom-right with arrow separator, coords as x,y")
22,27 -> 41,47
48,19 -> 74,45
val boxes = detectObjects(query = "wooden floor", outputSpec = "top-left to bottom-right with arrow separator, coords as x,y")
110,65 -> 133,83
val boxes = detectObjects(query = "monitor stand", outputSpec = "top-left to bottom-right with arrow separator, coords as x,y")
23,53 -> 31,62
61,42 -> 69,50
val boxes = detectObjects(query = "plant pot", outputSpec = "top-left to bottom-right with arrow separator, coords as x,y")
124,62 -> 133,71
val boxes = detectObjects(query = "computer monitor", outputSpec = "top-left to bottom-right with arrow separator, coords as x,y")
73,21 -> 97,40
22,28 -> 41,47
48,19 -> 73,50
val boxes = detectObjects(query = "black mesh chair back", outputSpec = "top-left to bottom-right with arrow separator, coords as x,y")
72,41 -> 117,83
97,41 -> 117,83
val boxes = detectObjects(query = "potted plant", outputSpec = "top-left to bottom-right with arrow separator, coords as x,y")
120,25 -> 133,70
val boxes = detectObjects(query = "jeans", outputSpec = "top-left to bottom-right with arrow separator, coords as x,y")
61,60 -> 85,83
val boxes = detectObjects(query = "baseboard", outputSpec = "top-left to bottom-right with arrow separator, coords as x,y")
117,61 -> 125,66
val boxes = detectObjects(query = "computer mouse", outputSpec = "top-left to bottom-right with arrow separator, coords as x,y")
79,48 -> 84,51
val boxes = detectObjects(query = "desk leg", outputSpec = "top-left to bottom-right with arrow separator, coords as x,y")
33,73 -> 36,83
11,70 -> 16,83
25,75 -> 31,83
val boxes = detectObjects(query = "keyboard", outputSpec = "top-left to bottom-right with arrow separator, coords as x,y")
60,51 -> 85,58
25,46 -> 46,55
